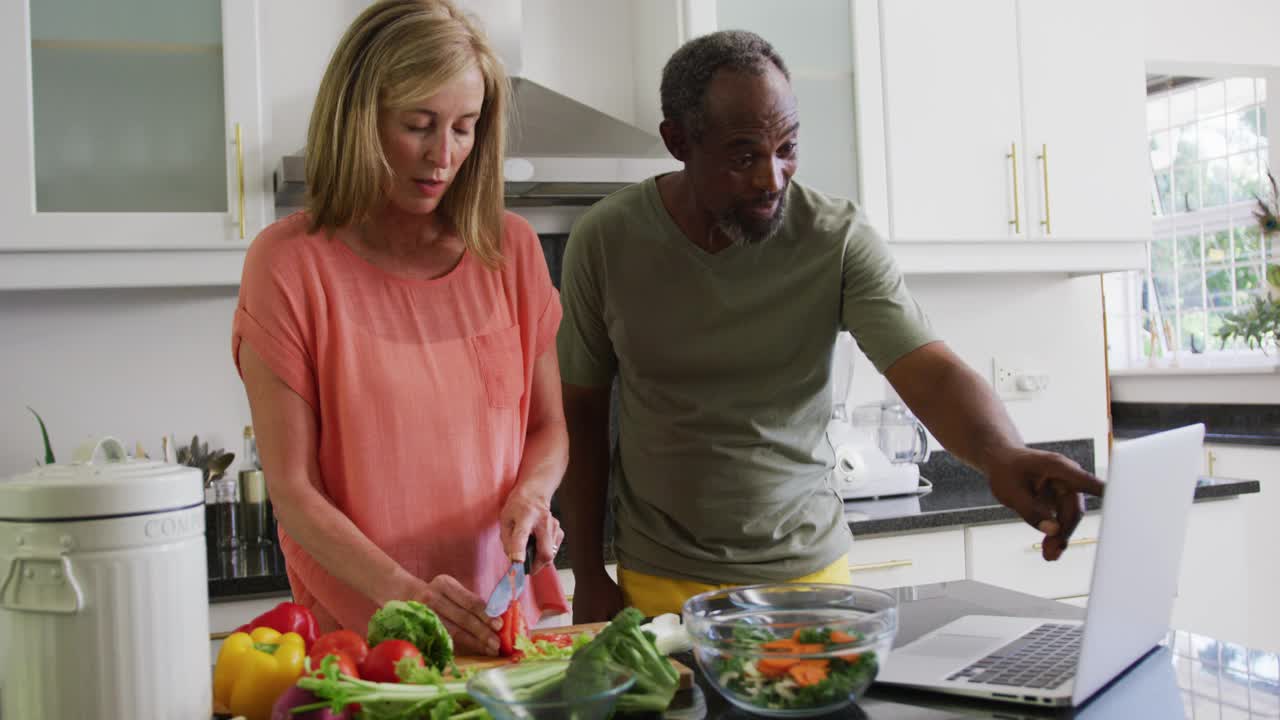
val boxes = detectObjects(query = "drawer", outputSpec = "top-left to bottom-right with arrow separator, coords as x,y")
965,515 -> 1101,599
848,529 -> 966,589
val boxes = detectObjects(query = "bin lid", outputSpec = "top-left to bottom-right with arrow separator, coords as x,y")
0,437 -> 202,521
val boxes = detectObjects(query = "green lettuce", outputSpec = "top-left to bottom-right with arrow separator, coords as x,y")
367,600 -> 454,670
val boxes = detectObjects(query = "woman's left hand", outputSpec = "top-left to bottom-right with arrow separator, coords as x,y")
499,485 -> 564,575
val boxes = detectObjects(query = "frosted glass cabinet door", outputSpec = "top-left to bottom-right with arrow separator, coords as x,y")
714,0 -> 860,202
0,0 -> 266,249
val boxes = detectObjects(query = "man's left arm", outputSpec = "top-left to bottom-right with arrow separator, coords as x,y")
883,341 -> 1104,561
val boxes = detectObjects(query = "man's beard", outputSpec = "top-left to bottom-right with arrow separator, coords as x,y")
714,188 -> 788,246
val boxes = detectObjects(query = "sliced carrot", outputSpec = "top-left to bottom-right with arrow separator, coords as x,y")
792,643 -> 824,654
828,630 -> 858,644
836,651 -> 862,663
760,639 -> 799,652
756,657 -> 800,678
788,659 -> 831,686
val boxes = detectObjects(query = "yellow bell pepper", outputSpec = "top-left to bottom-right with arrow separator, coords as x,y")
213,626 -> 307,720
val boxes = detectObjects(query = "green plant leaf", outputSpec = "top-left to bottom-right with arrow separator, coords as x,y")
27,407 -> 55,465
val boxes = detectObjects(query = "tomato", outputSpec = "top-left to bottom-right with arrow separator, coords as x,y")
310,650 -> 361,680
308,629 -> 369,670
497,603 -> 527,657
529,632 -> 574,648
362,639 -> 424,683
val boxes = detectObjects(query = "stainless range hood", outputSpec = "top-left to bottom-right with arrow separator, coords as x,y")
275,0 -> 677,211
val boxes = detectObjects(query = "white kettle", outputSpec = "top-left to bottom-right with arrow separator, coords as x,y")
0,437 -> 211,720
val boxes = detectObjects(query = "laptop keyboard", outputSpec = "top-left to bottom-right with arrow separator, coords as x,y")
946,623 -> 1082,690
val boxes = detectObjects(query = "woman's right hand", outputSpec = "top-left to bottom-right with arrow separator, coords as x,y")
408,574 -> 502,657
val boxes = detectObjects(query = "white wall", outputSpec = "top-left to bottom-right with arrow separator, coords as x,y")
0,288 -> 249,477
1143,0 -> 1280,69
845,274 -> 1110,460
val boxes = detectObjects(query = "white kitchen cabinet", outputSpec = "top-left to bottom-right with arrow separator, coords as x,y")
966,515 -> 1102,600
871,0 -> 1148,270
878,0 -> 1023,244
1204,443 -> 1279,652
0,0 -> 268,290
848,528 -> 967,589
1016,1 -> 1150,243
1170,498 -> 1250,647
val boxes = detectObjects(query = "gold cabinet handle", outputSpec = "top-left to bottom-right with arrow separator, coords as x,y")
849,559 -> 914,573
235,122 -> 245,239
1032,537 -> 1098,551
1037,143 -> 1052,235
1007,142 -> 1021,233
1207,450 -> 1217,476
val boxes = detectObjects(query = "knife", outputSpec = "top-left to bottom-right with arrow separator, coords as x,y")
484,535 -> 536,618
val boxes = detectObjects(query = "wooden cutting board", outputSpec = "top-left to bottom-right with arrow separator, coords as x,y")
453,621 -> 694,690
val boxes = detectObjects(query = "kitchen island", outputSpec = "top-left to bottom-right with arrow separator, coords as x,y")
670,580 -> 1279,719
206,580 -> 1278,718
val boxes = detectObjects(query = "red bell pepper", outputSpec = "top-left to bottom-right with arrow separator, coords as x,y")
497,602 -> 527,657
234,601 -> 320,649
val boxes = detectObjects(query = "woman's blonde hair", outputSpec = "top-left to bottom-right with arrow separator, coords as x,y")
306,0 -> 508,267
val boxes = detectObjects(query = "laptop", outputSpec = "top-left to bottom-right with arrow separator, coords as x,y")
876,424 -> 1205,708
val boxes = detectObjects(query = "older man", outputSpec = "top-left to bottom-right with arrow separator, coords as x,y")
556,30 -> 1103,621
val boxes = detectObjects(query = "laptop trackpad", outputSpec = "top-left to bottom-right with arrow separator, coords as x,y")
902,633 -> 1006,660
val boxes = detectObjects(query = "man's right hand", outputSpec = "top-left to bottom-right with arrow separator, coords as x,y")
571,569 -> 625,624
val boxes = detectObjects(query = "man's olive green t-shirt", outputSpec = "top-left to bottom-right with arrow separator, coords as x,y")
557,177 -> 936,584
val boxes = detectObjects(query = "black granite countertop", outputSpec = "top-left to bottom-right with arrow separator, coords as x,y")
551,440 -> 1258,569
1112,402 -> 1280,447
844,469 -> 1259,537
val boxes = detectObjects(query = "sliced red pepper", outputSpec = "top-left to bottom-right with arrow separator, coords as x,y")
234,601 -> 320,649
497,602 -> 527,657
529,632 -> 575,648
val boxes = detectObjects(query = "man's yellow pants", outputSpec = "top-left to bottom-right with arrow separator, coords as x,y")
617,554 -> 852,617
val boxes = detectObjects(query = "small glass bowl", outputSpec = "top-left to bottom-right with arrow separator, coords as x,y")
466,659 -> 635,720
683,583 -> 898,717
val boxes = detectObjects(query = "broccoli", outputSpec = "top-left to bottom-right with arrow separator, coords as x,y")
793,627 -> 832,644
368,600 -> 455,670
565,607 -> 680,713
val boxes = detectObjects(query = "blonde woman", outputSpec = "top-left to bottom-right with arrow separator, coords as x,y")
232,0 -> 568,655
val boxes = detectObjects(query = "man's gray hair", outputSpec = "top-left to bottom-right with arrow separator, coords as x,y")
659,30 -> 790,141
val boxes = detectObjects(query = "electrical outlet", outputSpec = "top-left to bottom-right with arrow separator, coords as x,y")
992,359 -> 1049,400
992,358 -> 1026,401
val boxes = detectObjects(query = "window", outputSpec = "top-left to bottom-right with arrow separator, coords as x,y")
1106,76 -> 1275,367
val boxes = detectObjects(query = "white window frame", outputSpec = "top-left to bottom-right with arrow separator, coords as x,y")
1108,75 -> 1276,371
